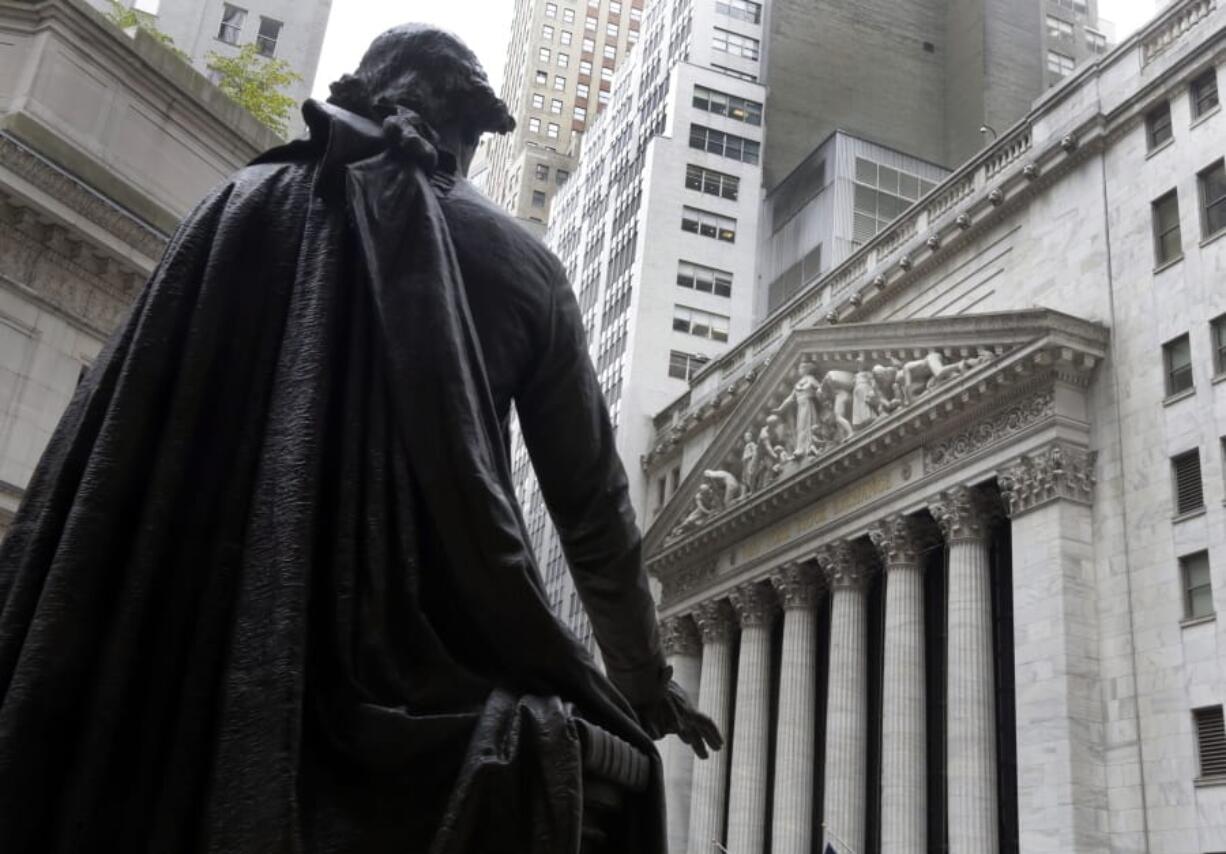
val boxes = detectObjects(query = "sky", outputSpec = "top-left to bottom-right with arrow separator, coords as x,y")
310,0 -> 1161,100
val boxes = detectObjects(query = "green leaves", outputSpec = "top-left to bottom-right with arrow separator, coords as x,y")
105,0 -> 189,61
205,44 -> 303,138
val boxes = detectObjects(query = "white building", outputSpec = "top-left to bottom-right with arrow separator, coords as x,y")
644,1 -> 1226,851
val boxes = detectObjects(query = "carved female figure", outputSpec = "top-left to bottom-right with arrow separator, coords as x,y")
740,431 -> 761,497
774,360 -> 823,458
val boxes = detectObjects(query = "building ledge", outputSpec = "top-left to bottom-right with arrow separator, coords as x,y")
1172,507 -> 1207,524
1190,104 -> 1221,130
1194,775 -> 1226,789
1198,227 -> 1226,250
1180,613 -> 1216,629
1153,254 -> 1185,275
1163,387 -> 1196,407
1145,137 -> 1175,160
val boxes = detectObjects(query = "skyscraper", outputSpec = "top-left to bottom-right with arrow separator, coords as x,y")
480,0 -> 646,232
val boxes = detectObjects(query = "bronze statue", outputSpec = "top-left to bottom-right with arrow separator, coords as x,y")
0,25 -> 717,854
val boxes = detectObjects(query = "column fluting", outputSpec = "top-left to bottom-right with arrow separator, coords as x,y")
725,581 -> 778,854
930,485 -> 998,854
868,514 -> 928,854
660,614 -> 703,854
768,562 -> 823,854
686,599 -> 736,854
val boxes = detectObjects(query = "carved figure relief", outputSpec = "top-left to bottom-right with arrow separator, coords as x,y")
663,345 -> 1000,544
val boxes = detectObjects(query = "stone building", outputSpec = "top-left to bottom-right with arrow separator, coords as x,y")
643,1 -> 1226,852
480,0 -> 646,232
0,0 -> 279,536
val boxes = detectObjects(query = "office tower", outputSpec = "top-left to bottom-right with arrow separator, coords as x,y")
481,0 -> 646,232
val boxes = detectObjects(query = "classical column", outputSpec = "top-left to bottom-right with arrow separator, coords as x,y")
868,514 -> 928,854
768,562 -> 823,854
687,599 -> 736,854
725,581 -> 778,854
998,444 -> 1107,853
660,615 -> 703,854
930,485 -> 998,854
815,539 -> 874,854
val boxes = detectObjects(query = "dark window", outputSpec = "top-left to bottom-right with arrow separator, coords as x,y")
535,163 -> 550,181
689,124 -> 760,164
714,0 -> 761,24
1181,551 -> 1214,619
556,169 -> 570,186
1147,102 -> 1173,150
531,190 -> 547,208
1153,190 -> 1182,266
1212,314 -> 1226,375
217,3 -> 246,44
667,350 -> 710,381
1172,449 -> 1204,516
256,16 -> 282,57
1199,160 -> 1226,239
1191,69 -> 1220,119
684,164 -> 739,200
1164,333 -> 1194,396
692,85 -> 763,125
1193,706 -> 1226,780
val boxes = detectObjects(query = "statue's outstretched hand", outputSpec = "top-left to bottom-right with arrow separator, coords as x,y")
634,679 -> 723,759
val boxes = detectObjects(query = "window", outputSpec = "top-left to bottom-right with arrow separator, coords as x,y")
1147,102 -> 1173,150
609,0 -> 621,12
560,30 -> 572,45
693,85 -> 763,124
712,63 -> 758,82
1181,551 -> 1214,619
554,75 -> 566,91
542,24 -> 554,39
1164,334 -> 1194,396
551,98 -> 564,114
1046,15 -> 1073,39
598,90 -> 610,106
563,8 -> 575,23
528,117 -> 542,133
573,105 -> 587,121
1086,29 -> 1107,52
1171,449 -> 1204,516
1153,190 -> 1183,266
713,27 -> 759,60
1191,69 -> 1220,119
577,82 -> 590,98
676,260 -> 733,296
603,44 -> 617,59
852,157 -> 936,243
668,350 -> 710,381
556,169 -> 570,186
1051,0 -> 1088,14
545,1 -> 557,16
580,59 -> 593,74
534,163 -> 549,181
585,15 -> 598,31
681,206 -> 737,242
1047,50 -> 1075,77
539,47 -> 551,62
1199,160 -> 1226,239
256,16 -> 282,57
715,0 -> 762,24
600,66 -> 614,82
689,124 -> 760,164
531,190 -> 547,209
557,52 -> 569,68
672,305 -> 730,342
583,36 -> 596,52
1212,314 -> 1226,375
1193,706 -> 1226,781
535,70 -> 548,85
606,22 -> 619,37
546,122 -> 560,139
629,7 -> 642,22
532,93 -> 545,108
685,164 -> 740,200
217,3 -> 246,44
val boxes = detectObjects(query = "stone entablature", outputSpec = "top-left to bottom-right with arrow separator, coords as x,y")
644,310 -> 1107,605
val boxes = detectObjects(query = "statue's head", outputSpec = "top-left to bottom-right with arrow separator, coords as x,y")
798,359 -> 817,377
743,430 -> 754,443
328,24 -> 514,172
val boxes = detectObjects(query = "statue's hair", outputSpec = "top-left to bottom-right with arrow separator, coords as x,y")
327,24 -> 515,143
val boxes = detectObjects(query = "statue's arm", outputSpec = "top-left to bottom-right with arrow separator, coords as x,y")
514,265 -> 667,707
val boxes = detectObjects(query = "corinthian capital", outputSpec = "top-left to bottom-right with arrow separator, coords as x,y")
659,614 -> 701,657
867,514 -> 925,567
769,561 -> 823,610
928,484 -> 993,543
814,539 -> 874,590
729,581 -> 778,628
997,441 -> 1097,518
692,598 -> 736,644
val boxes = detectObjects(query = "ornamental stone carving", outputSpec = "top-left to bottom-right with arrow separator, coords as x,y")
659,614 -> 701,657
665,344 -> 999,544
693,599 -> 736,644
814,539 -> 875,590
867,514 -> 925,566
929,485 -> 994,543
924,390 -> 1055,470
769,561 -> 823,609
997,442 -> 1096,518
729,581 -> 778,628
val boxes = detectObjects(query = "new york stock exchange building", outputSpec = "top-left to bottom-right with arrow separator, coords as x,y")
642,3 -> 1226,853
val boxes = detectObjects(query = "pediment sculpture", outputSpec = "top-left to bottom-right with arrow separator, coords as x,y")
665,346 -> 995,542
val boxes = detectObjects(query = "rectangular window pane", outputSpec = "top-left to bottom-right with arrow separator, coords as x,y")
218,3 -> 246,44
1147,102 -> 1173,149
1165,334 -> 1193,395
1192,70 -> 1220,118
1172,449 -> 1204,515
1212,315 -> 1226,374
1200,160 -> 1226,238
1153,191 -> 1182,265
256,17 -> 281,56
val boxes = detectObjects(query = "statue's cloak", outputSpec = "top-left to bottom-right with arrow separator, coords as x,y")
0,102 -> 663,853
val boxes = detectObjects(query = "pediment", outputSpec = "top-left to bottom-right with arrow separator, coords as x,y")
642,309 -> 1108,563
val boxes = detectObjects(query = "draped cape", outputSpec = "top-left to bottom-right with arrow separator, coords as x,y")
0,101 -> 664,853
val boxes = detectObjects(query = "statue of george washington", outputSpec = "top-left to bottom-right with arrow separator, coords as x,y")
0,24 -> 718,854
